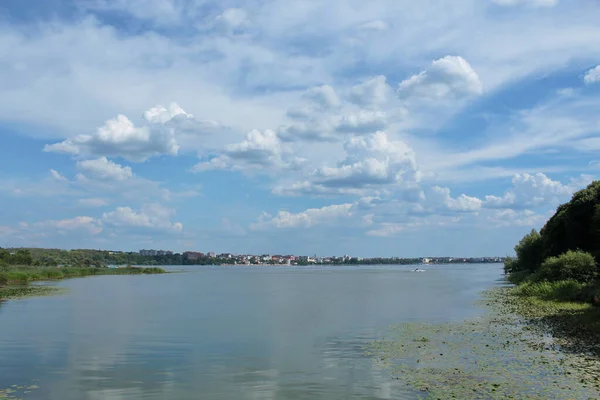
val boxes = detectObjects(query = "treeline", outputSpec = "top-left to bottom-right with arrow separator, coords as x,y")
505,181 -> 600,302
0,249 -> 33,266
1,248 -> 232,267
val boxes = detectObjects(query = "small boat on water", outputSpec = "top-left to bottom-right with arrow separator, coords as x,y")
413,267 -> 426,272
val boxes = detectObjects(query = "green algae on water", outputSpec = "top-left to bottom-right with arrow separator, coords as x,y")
0,285 -> 65,300
0,383 -> 39,399
366,287 -> 600,399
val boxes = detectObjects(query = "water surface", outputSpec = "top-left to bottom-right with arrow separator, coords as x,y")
0,263 -> 504,399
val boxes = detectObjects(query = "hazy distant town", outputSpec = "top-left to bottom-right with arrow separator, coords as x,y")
138,249 -> 505,266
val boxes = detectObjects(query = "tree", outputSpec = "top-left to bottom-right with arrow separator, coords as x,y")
512,229 -> 544,272
12,249 -> 33,266
540,181 -> 600,260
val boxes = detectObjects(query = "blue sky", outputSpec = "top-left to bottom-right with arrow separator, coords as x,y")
1,0 -> 600,257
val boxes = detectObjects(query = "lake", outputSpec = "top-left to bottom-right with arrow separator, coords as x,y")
0,263 -> 505,399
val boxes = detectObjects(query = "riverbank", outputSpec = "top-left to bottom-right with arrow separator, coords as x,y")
505,280 -> 600,356
367,285 -> 600,399
0,266 -> 165,300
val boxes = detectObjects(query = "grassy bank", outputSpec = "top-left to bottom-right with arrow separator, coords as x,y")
504,279 -> 600,354
0,266 -> 165,300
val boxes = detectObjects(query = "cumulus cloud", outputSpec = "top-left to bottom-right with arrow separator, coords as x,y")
486,209 -> 546,227
278,110 -> 390,142
44,113 -> 179,162
101,203 -> 183,233
251,203 -> 354,230
143,102 -> 193,124
397,56 -> 483,100
334,111 -> 389,133
312,131 -> 420,189
76,157 -> 133,181
50,169 -> 67,181
484,173 -> 573,209
427,186 -> 483,213
44,103 -> 196,162
303,85 -> 341,110
275,131 -> 420,196
584,65 -> 600,84
491,0 -> 558,7
348,76 -> 390,107
278,119 -> 337,142
193,129 -> 304,172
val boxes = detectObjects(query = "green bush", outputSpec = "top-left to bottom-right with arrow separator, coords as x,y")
538,250 -> 598,283
0,272 -> 7,286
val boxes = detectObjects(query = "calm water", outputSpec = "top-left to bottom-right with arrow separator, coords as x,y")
0,264 -> 505,399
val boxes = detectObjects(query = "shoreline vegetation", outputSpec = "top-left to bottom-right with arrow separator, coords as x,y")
0,260 -> 165,300
503,180 -> 600,353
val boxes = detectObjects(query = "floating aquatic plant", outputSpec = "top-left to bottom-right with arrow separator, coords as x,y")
366,287 -> 600,399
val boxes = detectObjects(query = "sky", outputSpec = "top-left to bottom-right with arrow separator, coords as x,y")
1,0 -> 600,257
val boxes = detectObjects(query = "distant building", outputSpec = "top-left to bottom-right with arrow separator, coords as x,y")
207,252 -> 216,258
140,249 -> 172,256
183,251 -> 204,261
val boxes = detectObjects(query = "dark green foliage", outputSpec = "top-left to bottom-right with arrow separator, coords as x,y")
0,248 -> 33,266
505,181 -> 600,305
511,230 -> 544,272
537,251 -> 598,283
540,181 -> 600,260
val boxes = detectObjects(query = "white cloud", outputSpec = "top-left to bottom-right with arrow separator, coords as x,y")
102,203 -> 183,233
311,131 -> 420,189
335,111 -> 388,133
486,209 -> 546,227
34,216 -> 103,235
50,169 -> 67,181
193,129 -> 304,172
143,102 -> 193,124
278,119 -> 338,142
491,0 -> 558,7
76,157 -> 133,181
44,113 -> 179,162
484,173 -> 572,209
272,180 -> 366,197
303,85 -> 341,110
427,186 -> 483,213
215,8 -> 250,30
348,76 -> 390,107
251,203 -> 354,230
397,56 -> 483,100
584,65 -> 600,84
